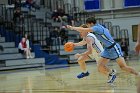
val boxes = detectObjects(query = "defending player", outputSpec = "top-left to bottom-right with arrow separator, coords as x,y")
66,17 -> 139,83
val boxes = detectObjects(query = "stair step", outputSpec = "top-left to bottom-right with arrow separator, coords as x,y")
51,45 -> 85,50
5,58 -> 45,66
68,30 -> 79,35
0,64 -> 44,70
0,37 -> 5,42
0,48 -> 18,54
52,22 -> 61,27
59,49 -> 86,55
0,42 -> 15,48
69,59 -> 95,63
69,55 -> 76,61
0,53 -> 35,60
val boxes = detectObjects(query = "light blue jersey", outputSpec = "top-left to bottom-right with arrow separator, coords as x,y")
91,24 -> 115,48
91,24 -> 123,60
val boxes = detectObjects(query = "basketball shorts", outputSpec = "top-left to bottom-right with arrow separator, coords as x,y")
88,48 -> 101,62
101,43 -> 123,60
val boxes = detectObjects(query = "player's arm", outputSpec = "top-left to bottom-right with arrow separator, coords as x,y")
74,39 -> 87,46
135,23 -> 140,54
80,37 -> 94,56
66,25 -> 92,32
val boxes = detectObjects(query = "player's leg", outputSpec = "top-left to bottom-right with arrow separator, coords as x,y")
116,57 -> 138,76
77,55 -> 90,72
76,54 -> 90,79
99,48 -> 117,83
97,57 -> 117,83
114,43 -> 139,76
97,57 -> 110,75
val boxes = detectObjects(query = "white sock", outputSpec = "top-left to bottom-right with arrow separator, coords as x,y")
82,70 -> 88,73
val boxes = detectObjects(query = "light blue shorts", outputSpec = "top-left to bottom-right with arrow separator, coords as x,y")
101,43 -> 123,60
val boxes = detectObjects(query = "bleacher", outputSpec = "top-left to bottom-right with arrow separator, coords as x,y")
0,35 -> 45,70
0,0 -> 131,70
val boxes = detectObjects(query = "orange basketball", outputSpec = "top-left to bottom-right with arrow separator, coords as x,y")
64,42 -> 74,52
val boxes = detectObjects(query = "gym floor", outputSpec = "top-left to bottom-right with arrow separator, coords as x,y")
0,58 -> 140,93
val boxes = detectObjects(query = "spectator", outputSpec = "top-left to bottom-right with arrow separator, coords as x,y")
18,38 -> 33,59
120,38 -> 128,59
50,27 -> 61,45
67,14 -> 74,25
52,7 -> 68,22
51,10 -> 60,22
13,8 -> 22,23
57,6 -> 65,17
0,45 -> 4,51
25,34 -> 31,48
59,26 -> 68,45
25,34 -> 34,58
57,6 -> 68,22
14,0 -> 21,9
74,18 -> 82,26
135,23 -> 140,54
22,0 -> 40,10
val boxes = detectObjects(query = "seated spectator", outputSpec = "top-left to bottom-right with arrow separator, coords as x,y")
0,45 -> 4,51
59,26 -> 68,44
73,18 -> 82,26
14,0 -> 21,9
18,38 -> 33,59
67,14 -> 74,25
22,0 -> 40,10
25,34 -> 32,49
50,27 -> 61,45
120,38 -> 129,59
57,6 -> 68,22
13,8 -> 22,23
51,10 -> 60,22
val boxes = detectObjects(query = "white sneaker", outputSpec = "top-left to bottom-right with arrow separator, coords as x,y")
26,56 -> 30,59
30,56 -> 34,59
107,69 -> 117,83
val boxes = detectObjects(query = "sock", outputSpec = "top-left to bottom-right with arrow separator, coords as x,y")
82,70 -> 88,73
109,69 -> 116,76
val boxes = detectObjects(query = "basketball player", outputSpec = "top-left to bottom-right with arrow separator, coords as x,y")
72,24 -> 104,79
66,17 -> 139,83
135,23 -> 140,54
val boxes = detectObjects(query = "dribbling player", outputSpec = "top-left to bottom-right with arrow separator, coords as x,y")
67,17 -> 139,83
72,24 -> 104,79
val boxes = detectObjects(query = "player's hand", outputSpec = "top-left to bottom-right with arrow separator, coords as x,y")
75,53 -> 81,59
66,25 -> 73,30
73,43 -> 76,47
135,42 -> 140,54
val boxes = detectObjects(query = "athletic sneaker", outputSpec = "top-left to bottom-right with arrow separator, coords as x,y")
26,56 -> 30,59
77,71 -> 90,79
107,69 -> 117,83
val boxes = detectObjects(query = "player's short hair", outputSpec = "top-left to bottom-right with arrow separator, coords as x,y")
86,17 -> 96,24
80,24 -> 88,28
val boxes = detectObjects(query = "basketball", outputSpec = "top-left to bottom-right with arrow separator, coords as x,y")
64,42 -> 74,52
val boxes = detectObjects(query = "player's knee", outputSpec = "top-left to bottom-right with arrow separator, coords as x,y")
77,60 -> 84,64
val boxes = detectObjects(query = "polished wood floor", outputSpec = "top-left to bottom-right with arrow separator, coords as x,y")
0,58 -> 140,93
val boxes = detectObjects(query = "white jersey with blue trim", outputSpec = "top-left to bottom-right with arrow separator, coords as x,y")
91,24 -> 115,48
86,33 -> 104,54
